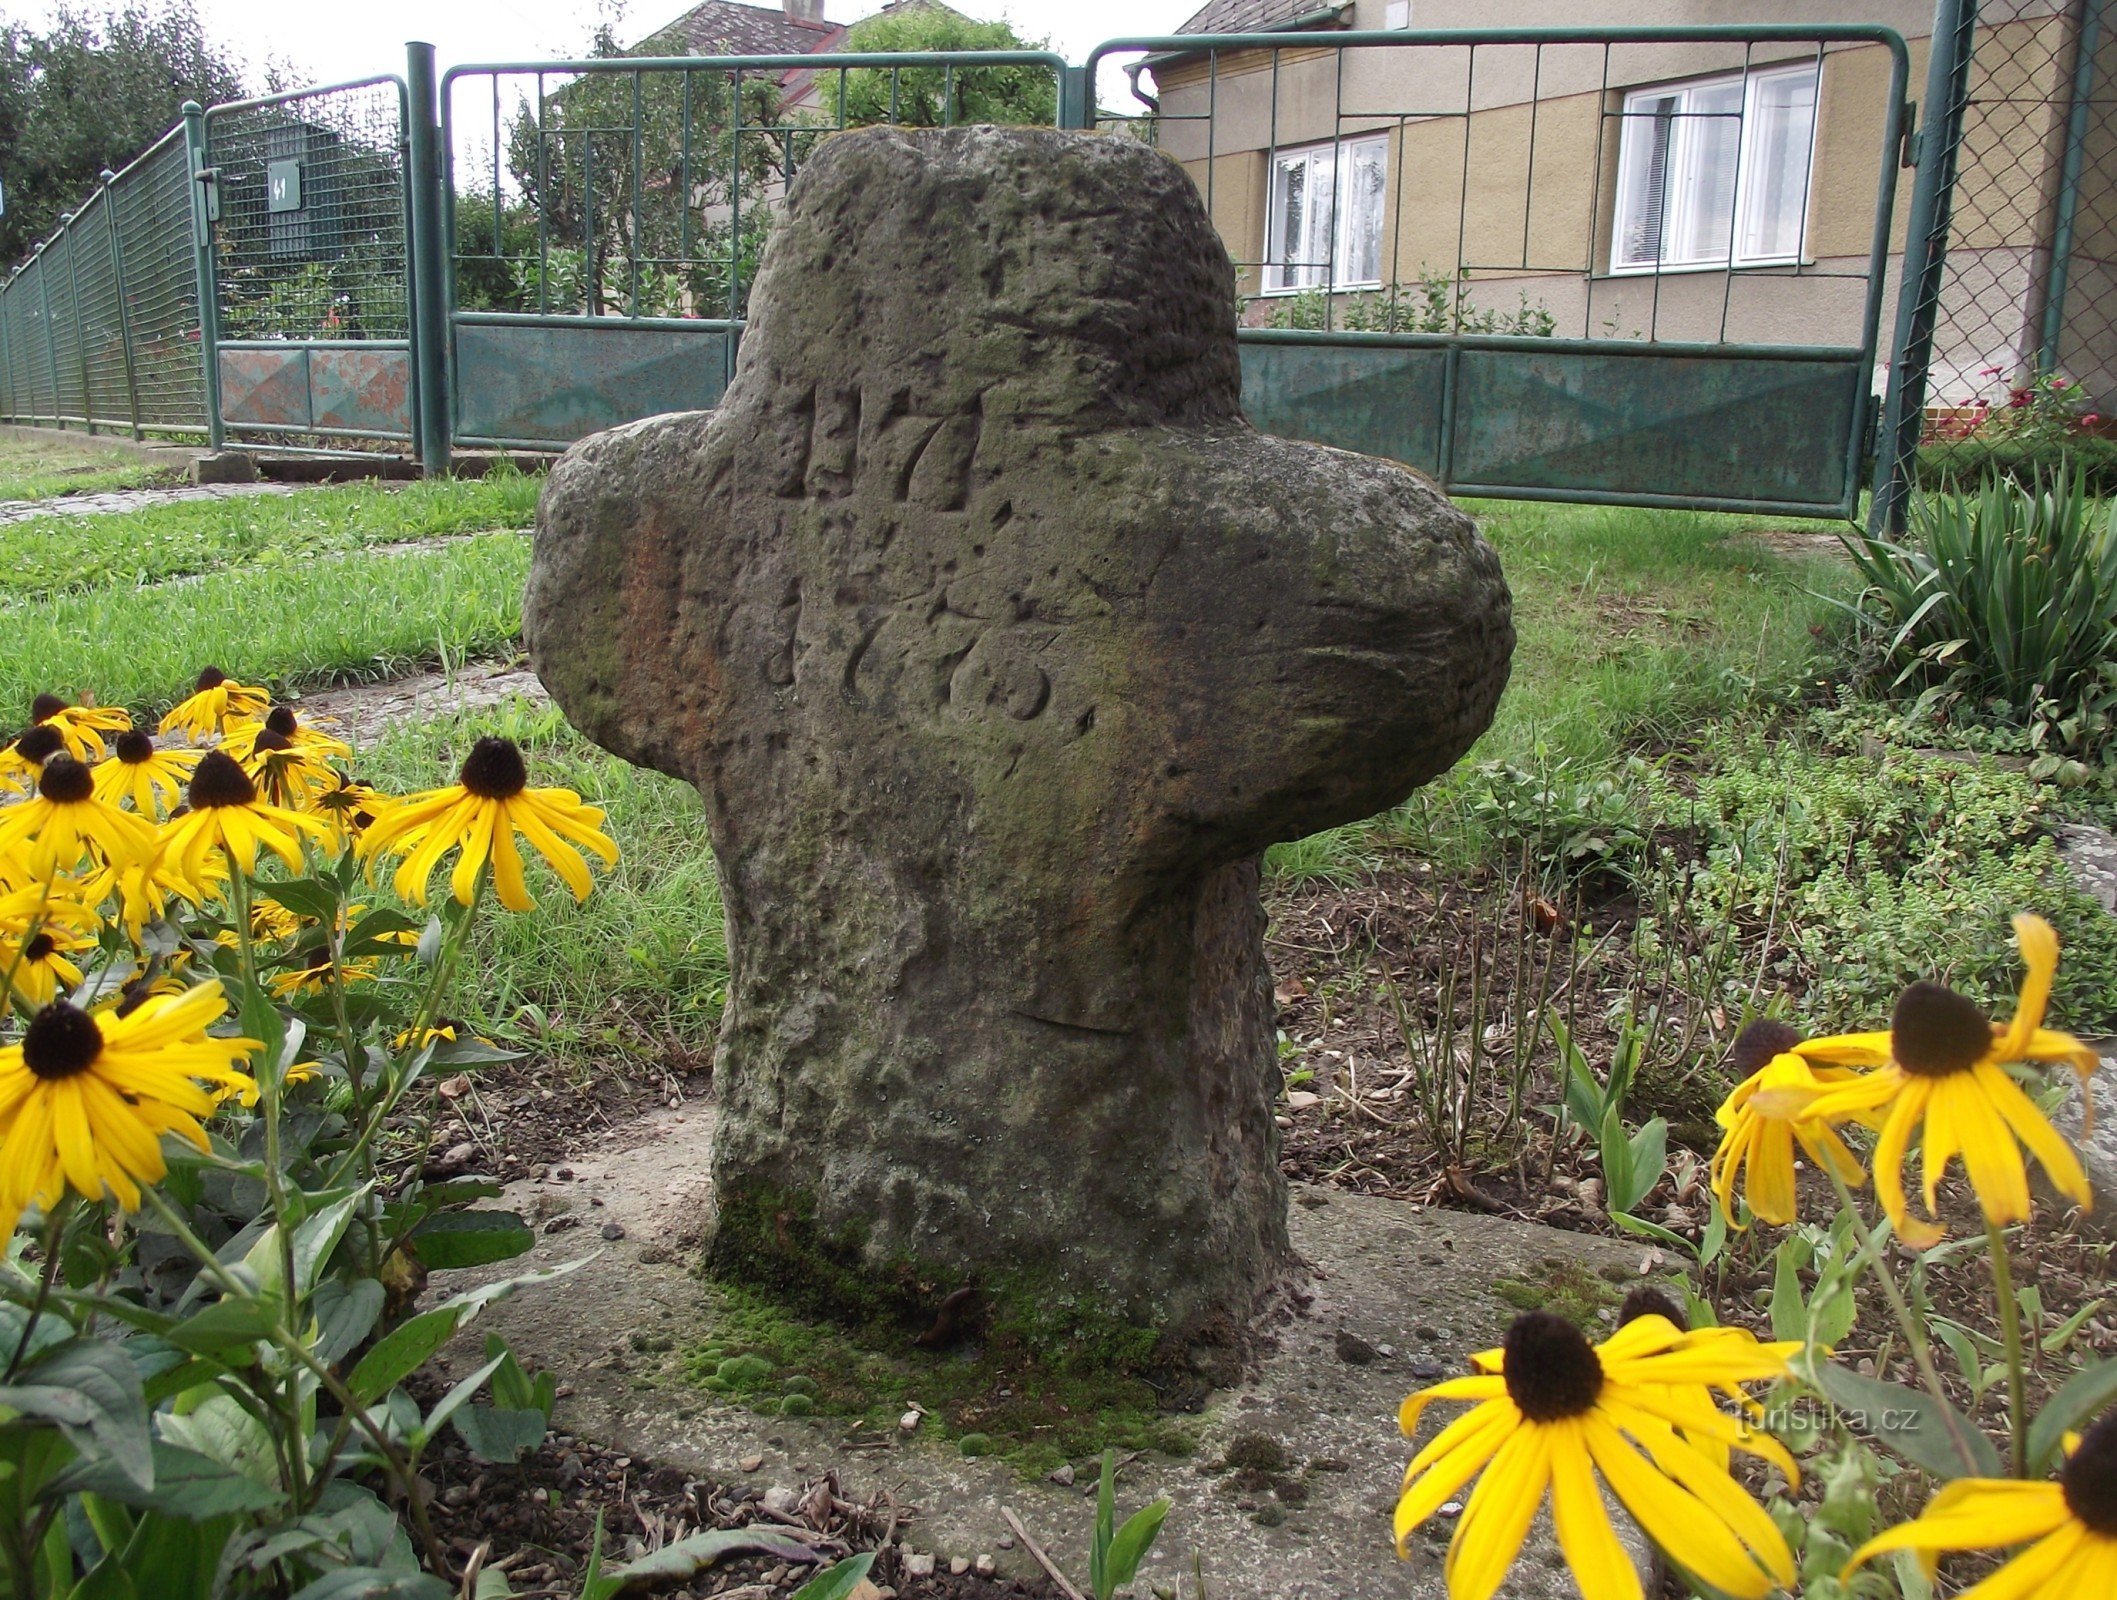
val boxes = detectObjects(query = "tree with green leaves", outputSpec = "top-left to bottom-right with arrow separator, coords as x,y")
833,5 -> 1056,129
0,4 -> 251,264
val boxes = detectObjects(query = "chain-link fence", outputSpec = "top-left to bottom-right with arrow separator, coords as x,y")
1926,0 -> 2116,419
0,125 -> 208,438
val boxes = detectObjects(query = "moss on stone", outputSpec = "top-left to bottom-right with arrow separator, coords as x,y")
1489,1260 -> 1630,1332
683,1275 -> 1199,1476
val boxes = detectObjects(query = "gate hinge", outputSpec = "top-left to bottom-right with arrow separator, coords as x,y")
1901,102 -> 1920,168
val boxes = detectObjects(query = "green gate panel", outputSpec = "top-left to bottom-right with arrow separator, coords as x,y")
219,341 -> 411,435
220,345 -> 311,428
309,346 -> 412,434
1237,340 -> 1447,475
1449,348 -> 1865,511
454,319 -> 734,447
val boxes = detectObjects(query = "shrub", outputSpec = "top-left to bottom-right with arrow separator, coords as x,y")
1916,435 -> 2117,497
1839,472 -> 2117,763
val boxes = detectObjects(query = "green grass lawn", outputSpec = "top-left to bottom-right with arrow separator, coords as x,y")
0,531 -> 531,721
7,477 -> 2104,1066
0,469 -> 539,600
0,427 -> 174,500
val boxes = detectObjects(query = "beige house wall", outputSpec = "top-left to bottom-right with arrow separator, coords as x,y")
1149,2 -> 2080,367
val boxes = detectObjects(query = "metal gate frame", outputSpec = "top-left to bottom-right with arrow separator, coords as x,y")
436,49 -> 1072,455
194,71 -> 422,455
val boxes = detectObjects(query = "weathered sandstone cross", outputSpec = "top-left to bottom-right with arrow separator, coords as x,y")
527,125 -> 1512,1367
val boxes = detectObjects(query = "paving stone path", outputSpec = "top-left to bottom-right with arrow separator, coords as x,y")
295,660 -> 548,750
0,481 -> 295,527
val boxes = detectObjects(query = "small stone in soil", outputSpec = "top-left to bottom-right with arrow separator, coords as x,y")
975,1555 -> 997,1578
1410,1358 -> 1445,1381
1333,1329 -> 1378,1366
600,1223 -> 626,1240
1048,1464 -> 1075,1486
739,1455 -> 764,1473
950,1558 -> 970,1576
903,1553 -> 936,1579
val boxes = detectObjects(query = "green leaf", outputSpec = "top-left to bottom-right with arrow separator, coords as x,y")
255,878 -> 342,924
1698,1199 -> 1729,1269
409,1210 -> 535,1270
605,1528 -> 820,1592
1103,1498 -> 1171,1593
789,1554 -> 876,1600
288,1569 -> 452,1600
162,1297 -> 278,1356
347,1306 -> 462,1404
453,1404 -> 551,1464
1608,1211 -> 1696,1257
1598,1103 -> 1635,1213
41,1441 -> 284,1519
1091,1448 -> 1116,1598
312,1279 -> 387,1367
2027,1355 -> 2117,1473
581,1515 -> 620,1600
415,1352 -> 510,1450
244,1185 -> 364,1303
0,1338 -> 154,1491
1769,1236 -> 1810,1343
1812,1363 -> 2002,1480
343,907 -> 424,958
1619,1117 -> 1667,1214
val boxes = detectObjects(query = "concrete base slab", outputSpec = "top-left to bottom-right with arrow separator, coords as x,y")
436,1109 -> 1663,1598
191,451 -> 260,484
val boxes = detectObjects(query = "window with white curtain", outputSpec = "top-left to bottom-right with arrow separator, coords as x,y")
1611,62 -> 1818,273
1263,134 -> 1389,293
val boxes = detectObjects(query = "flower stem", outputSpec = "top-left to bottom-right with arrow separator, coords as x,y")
1823,1166 -> 1986,1474
1985,1211 -> 2029,1478
2,1204 -> 68,1381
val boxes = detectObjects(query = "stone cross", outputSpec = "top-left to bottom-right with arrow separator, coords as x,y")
527,126 -> 1512,1370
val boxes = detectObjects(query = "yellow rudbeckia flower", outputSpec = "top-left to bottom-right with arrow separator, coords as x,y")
27,693 -> 130,762
157,751 -> 334,892
1397,1310 -> 1801,1600
0,983 -> 259,1234
1845,1413 -> 2117,1597
359,736 -> 618,913
92,726 -> 203,817
1798,913 -> 2097,1248
158,667 -> 270,742
1710,1019 -> 1875,1228
0,724 -> 68,800
0,755 -> 160,879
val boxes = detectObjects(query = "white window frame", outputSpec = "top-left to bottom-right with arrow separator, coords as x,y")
1608,62 -> 1819,276
1261,132 -> 1390,295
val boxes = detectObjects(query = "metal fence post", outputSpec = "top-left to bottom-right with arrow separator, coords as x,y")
182,100 -> 227,451
2038,0 -> 2103,374
407,41 -> 453,476
62,212 -> 97,433
100,169 -> 146,439
1872,0 -> 1980,534
1059,64 -> 1094,129
38,246 -> 63,430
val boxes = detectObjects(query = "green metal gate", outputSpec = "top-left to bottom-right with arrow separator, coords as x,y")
438,48 -> 1072,450
197,75 -> 420,451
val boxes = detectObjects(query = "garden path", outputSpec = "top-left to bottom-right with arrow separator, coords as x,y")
0,479 -> 293,526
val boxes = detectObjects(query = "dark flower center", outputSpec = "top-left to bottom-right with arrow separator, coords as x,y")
39,755 -> 94,804
24,933 -> 56,962
13,725 -> 65,765
29,693 -> 67,723
22,1001 -> 102,1081
194,666 -> 228,691
2063,1413 -> 2117,1536
114,728 -> 155,764
1728,1018 -> 1803,1079
252,729 -> 293,754
190,750 -> 258,809
1618,1286 -> 1688,1331
265,705 -> 299,736
1502,1310 -> 1604,1423
460,736 -> 528,800
1892,980 -> 1993,1078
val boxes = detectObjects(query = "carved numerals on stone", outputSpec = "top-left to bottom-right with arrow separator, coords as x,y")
767,380 -> 984,513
